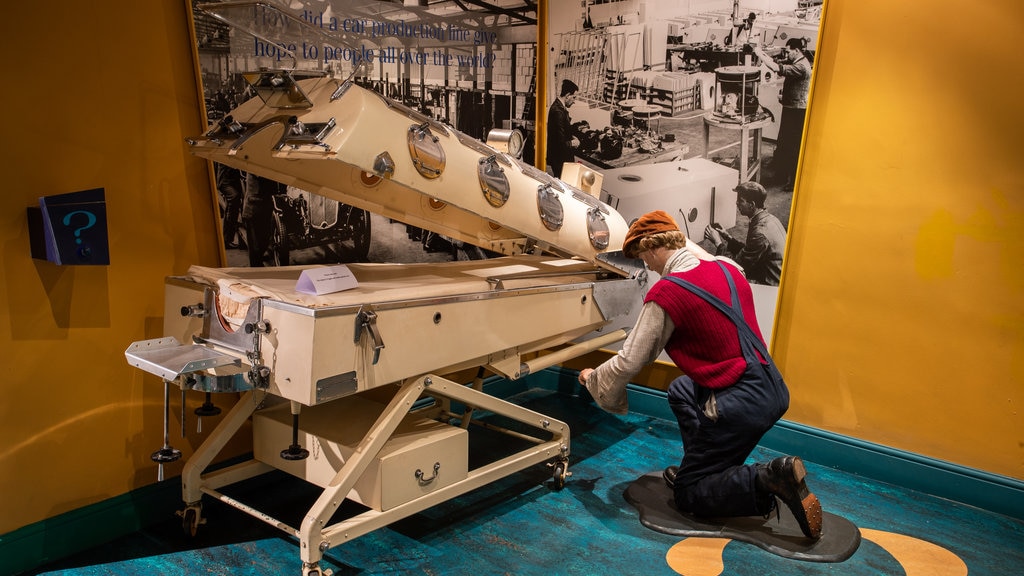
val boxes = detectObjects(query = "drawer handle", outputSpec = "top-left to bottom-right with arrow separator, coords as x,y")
415,462 -> 441,485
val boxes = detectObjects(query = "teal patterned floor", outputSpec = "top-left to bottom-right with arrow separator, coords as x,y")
28,388 -> 1024,576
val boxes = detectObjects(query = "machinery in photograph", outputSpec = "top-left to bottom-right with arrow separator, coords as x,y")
271,189 -> 372,265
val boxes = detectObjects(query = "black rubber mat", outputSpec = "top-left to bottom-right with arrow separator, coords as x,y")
624,472 -> 862,563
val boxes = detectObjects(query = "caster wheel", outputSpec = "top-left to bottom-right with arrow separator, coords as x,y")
180,505 -> 203,537
552,461 -> 568,490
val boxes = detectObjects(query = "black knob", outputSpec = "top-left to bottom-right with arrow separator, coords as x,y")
195,392 -> 221,417
151,446 -> 182,463
280,445 -> 309,461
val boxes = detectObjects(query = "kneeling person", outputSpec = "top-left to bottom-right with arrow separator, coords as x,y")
578,210 -> 822,539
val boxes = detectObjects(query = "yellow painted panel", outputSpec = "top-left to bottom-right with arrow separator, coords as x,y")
1,1 -> 226,534
773,0 -> 1024,478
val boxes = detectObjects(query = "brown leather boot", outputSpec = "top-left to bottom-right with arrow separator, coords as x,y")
757,456 -> 823,539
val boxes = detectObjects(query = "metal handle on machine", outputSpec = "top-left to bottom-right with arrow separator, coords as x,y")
354,306 -> 385,364
517,329 -> 629,378
415,462 -> 441,485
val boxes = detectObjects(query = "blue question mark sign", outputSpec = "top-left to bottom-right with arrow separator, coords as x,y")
62,210 -> 97,244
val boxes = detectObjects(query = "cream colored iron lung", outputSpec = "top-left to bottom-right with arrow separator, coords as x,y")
123,4 -> 649,574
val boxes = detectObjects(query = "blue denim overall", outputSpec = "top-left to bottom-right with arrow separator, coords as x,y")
662,262 -> 789,517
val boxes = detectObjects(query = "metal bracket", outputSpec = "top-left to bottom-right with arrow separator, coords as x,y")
274,116 -> 335,151
373,151 -> 395,178
200,287 -> 264,353
124,337 -> 240,382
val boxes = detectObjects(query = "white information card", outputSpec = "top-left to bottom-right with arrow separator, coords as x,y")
295,265 -> 359,296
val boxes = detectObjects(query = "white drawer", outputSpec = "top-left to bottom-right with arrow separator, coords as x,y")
254,395 -> 468,511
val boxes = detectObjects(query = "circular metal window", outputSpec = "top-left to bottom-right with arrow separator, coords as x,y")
587,208 -> 610,250
407,123 -> 445,179
479,156 -> 511,208
536,185 -> 563,231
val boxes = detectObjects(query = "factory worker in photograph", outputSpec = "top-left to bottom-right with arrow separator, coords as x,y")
577,210 -> 823,539
705,181 -> 787,286
728,12 -> 759,46
755,38 -> 812,190
546,79 -> 580,178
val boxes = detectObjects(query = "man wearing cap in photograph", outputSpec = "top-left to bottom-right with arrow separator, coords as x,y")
577,210 -> 822,540
705,181 -> 787,286
546,79 -> 580,178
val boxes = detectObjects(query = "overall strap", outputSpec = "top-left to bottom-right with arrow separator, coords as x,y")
660,262 -> 771,363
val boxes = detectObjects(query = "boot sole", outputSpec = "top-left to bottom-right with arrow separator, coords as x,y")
787,458 -> 823,540
801,493 -> 824,539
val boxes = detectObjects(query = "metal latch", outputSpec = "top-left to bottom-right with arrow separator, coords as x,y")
274,115 -> 335,151
354,306 -> 385,364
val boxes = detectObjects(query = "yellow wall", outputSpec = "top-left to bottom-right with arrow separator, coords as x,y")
0,0 -> 1021,537
774,0 -> 1024,477
0,0 -> 225,535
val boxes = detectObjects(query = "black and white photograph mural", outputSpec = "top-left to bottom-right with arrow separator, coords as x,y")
191,0 -> 538,267
546,0 -> 823,339
189,0 -> 822,337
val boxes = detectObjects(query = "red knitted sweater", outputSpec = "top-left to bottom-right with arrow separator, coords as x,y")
644,260 -> 767,389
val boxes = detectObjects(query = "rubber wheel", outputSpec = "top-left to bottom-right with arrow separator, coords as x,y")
182,507 -> 200,537
271,214 -> 290,266
349,207 -> 371,262
552,462 -> 567,490
329,205 -> 371,262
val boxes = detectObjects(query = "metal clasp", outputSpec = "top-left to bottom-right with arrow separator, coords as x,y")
354,306 -> 385,364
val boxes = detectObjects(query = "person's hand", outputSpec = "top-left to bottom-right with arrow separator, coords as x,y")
704,224 -> 723,245
578,368 -> 594,385
571,137 -> 580,148
713,223 -> 735,240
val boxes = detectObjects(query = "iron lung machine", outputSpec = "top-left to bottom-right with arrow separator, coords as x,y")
125,4 -> 647,575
